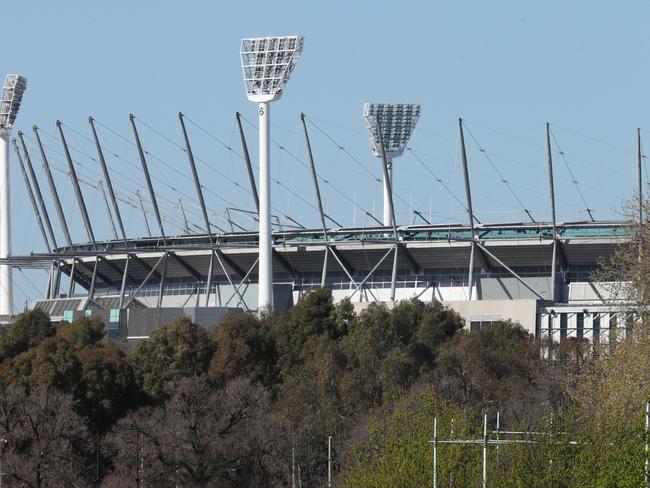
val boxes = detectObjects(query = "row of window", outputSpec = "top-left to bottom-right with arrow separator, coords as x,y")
544,312 -> 633,342
62,309 -> 121,340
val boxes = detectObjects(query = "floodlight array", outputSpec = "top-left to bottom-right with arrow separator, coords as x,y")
240,36 -> 304,101
363,103 -> 421,159
0,75 -> 28,129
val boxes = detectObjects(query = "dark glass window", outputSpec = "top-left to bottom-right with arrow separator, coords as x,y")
576,313 -> 584,339
593,313 -> 601,342
560,314 -> 568,338
610,313 -> 617,342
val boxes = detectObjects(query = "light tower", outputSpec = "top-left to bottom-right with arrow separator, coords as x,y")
240,35 -> 304,311
363,103 -> 421,227
0,75 -> 27,317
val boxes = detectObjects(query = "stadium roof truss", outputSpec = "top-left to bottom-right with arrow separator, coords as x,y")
4,104 -> 634,312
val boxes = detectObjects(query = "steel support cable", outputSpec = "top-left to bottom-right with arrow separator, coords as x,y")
23,134 -> 202,232
239,113 -> 381,227
180,115 -> 314,229
424,132 -> 602,216
47,162 -> 189,234
133,115 -> 256,230
87,120 -> 244,226
61,122 -> 247,230
301,114 -> 421,214
31,128 -> 205,221
406,147 -> 481,225
21,137 -> 200,235
551,123 -> 637,157
462,121 -> 536,223
467,118 -> 630,180
303,115 -> 380,182
81,120 -> 241,212
131,116 -> 300,229
549,127 -> 595,221
18,268 -> 45,299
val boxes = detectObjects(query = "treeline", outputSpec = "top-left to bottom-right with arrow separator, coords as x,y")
0,288 -> 644,486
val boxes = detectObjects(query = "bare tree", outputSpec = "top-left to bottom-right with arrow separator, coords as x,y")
105,376 -> 290,487
0,385 -> 92,487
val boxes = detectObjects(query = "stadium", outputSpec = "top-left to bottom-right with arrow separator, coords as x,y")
0,36 -> 639,345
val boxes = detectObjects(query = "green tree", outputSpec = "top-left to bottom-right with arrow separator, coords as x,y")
344,389 -> 478,488
129,316 -> 213,402
271,287 -> 338,377
208,312 -> 277,387
0,309 -> 54,360
76,344 -> 137,428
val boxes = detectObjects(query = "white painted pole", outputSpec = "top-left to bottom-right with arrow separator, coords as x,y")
258,102 -> 273,311
383,158 -> 392,226
0,131 -> 12,317
432,417 -> 438,488
482,413 -> 488,488
327,435 -> 332,487
643,402 -> 650,488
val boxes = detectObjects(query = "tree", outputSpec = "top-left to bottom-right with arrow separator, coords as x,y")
434,321 -> 543,419
76,343 -> 137,429
343,388 -> 478,488
208,312 -> 277,388
0,309 -> 54,360
271,288 -> 338,377
0,316 -> 105,392
105,376 -> 288,487
128,316 -> 213,402
0,385 -> 93,487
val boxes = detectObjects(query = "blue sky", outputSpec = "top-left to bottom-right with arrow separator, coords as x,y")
2,1 -> 649,308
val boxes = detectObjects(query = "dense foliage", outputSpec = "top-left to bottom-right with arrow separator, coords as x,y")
0,283 -> 647,486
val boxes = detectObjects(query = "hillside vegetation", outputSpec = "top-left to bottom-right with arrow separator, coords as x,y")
0,286 -> 646,486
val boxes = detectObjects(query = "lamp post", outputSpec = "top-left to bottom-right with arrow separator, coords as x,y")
240,35 -> 304,311
363,103 -> 421,227
0,75 -> 28,317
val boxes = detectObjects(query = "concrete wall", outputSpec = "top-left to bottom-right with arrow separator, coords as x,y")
348,297 -> 539,336
444,299 -> 539,335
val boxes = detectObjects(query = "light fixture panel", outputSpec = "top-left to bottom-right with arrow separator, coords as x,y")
0,75 -> 28,130
363,103 -> 421,159
240,35 -> 304,102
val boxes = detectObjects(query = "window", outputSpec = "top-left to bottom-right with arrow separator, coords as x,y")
470,321 -> 481,332
109,309 -> 120,323
107,329 -> 119,340
610,313 -> 617,342
576,313 -> 584,339
593,313 -> 601,342
626,312 -> 635,335
560,314 -> 567,338
63,310 -> 73,322
84,310 -> 92,317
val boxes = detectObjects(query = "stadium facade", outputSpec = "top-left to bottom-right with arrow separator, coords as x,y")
16,219 -> 628,345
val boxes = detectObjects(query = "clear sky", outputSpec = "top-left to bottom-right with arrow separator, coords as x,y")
2,0 -> 649,309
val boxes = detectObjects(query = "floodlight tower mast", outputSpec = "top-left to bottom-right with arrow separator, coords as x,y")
240,35 -> 304,312
0,75 -> 27,317
363,103 -> 421,227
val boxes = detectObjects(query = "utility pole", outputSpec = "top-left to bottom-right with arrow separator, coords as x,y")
328,436 -> 332,488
